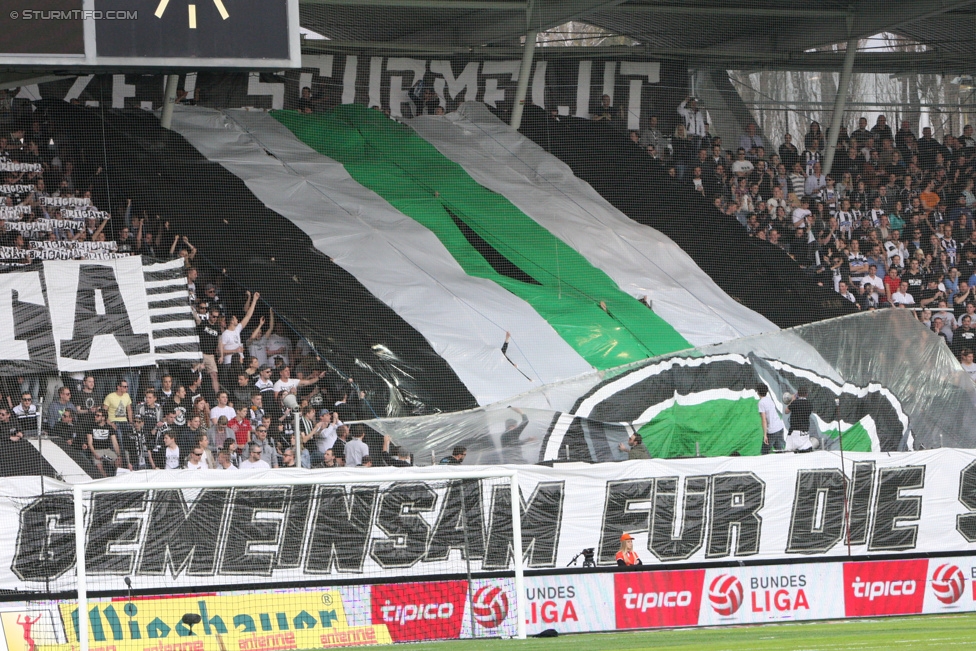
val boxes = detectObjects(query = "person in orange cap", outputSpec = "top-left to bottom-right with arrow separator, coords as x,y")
616,533 -> 642,566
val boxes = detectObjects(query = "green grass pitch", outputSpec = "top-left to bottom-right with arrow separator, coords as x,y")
393,613 -> 976,650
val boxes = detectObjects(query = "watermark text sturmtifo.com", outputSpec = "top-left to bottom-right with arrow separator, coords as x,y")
8,10 -> 138,20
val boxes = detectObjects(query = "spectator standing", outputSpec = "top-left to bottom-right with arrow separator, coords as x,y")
757,384 -> 785,454
87,409 -> 121,477
439,445 -> 467,465
251,425 -> 278,467
677,96 -> 707,149
216,448 -> 239,470
193,303 -> 223,396
618,432 -> 651,459
135,389 -> 163,433
344,426 -> 370,467
218,290 -> 260,374
103,380 -> 133,435
240,444 -> 271,470
46,387 -> 76,430
12,392 -> 38,424
210,391 -> 236,423
959,349 -> 976,382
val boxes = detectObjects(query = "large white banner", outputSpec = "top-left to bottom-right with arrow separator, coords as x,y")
5,449 -> 976,594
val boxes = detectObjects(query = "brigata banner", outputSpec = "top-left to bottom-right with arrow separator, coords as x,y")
0,257 -> 198,373
6,449 -> 976,593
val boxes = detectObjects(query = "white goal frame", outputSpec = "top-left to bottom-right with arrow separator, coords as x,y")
72,468 -> 526,650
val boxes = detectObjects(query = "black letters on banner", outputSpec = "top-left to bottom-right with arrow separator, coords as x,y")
86,491 -> 146,574
483,481 -> 564,570
370,483 -> 437,569
138,489 -> 229,576
220,488 -> 286,575
276,484 -> 314,569
786,469 -> 846,554
649,476 -> 707,562
956,461 -> 976,542
707,472 -> 765,558
305,485 -> 377,574
425,479 -> 485,562
59,264 -> 150,360
847,461 -> 875,545
10,275 -> 57,368
869,466 -> 924,551
12,495 -> 74,581
598,479 -> 653,564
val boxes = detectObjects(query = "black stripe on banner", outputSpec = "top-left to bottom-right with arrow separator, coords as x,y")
150,313 -> 193,324
155,343 -> 202,354
143,267 -> 186,282
148,298 -> 193,309
153,328 -> 198,338
147,285 -> 186,296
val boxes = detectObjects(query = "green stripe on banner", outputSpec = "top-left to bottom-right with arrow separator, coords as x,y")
822,422 -> 875,452
637,398 -> 764,458
271,105 -> 691,369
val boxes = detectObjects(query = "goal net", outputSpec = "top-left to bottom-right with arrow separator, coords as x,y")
26,468 -> 525,651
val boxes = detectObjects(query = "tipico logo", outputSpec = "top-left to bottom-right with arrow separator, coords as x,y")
931,564 -> 966,605
708,575 -> 744,616
472,585 -> 509,628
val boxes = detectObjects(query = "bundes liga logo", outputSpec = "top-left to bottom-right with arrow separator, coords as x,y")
931,564 -> 966,605
708,575 -> 744,616
472,585 -> 509,628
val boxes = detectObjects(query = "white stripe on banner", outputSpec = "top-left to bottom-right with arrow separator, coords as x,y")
144,279 -> 185,290
143,258 -> 202,362
147,290 -> 191,303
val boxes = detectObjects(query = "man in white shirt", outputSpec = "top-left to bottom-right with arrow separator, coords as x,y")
264,324 -> 292,369
731,148 -> 754,177
185,446 -> 207,470
240,444 -> 271,469
756,384 -> 785,454
804,162 -> 827,197
766,185 -> 788,215
209,391 -> 236,423
677,96 -> 707,147
217,448 -> 239,470
891,280 -> 916,307
344,426 -> 370,468
313,410 -> 340,459
861,265 -> 886,308
791,198 -> 812,229
219,291 -> 259,365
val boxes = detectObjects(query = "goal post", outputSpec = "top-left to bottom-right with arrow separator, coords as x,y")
68,468 -> 526,651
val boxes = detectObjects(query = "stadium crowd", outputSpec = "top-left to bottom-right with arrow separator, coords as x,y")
0,107 -> 408,476
630,100 -> 976,377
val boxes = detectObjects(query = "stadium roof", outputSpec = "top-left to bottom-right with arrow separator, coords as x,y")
301,0 -> 976,73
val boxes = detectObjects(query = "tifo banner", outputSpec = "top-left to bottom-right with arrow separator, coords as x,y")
0,257 -> 198,373
7,450 -> 976,593
27,55 -> 686,131
13,558 -> 976,651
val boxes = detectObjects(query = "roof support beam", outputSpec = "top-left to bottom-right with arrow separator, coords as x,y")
301,0 -> 525,8
824,34 -> 858,176
612,4 -> 850,18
